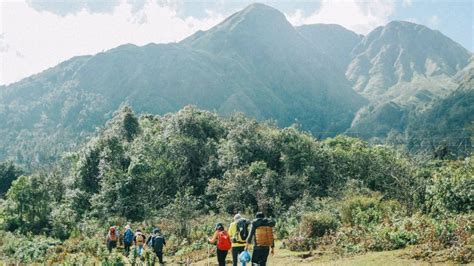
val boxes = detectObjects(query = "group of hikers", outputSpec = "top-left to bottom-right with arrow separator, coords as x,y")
106,224 -> 166,264
105,212 -> 275,266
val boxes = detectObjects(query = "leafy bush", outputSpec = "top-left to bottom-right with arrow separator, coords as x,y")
340,195 -> 383,226
283,236 -> 315,251
300,212 -> 339,238
425,158 -> 474,215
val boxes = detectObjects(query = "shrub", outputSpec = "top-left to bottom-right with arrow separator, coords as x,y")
426,158 -> 474,215
284,236 -> 315,251
300,212 -> 339,238
340,195 -> 383,227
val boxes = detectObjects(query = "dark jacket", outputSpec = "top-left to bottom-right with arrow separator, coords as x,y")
246,218 -> 275,248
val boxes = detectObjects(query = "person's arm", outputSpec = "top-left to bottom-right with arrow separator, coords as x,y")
228,223 -> 235,240
163,236 -> 166,246
245,224 -> 255,249
208,231 -> 218,244
145,236 -> 151,247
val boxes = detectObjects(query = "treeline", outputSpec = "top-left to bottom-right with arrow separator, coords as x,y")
0,106 -> 471,263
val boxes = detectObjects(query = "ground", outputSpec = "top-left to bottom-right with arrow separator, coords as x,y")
191,244 -> 464,266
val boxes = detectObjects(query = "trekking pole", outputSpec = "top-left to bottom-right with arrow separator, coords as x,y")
207,240 -> 210,266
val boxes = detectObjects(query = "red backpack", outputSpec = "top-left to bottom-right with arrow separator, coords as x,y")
217,231 -> 232,251
109,227 -> 117,241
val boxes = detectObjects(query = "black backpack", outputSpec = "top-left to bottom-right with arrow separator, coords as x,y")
151,236 -> 165,252
236,219 -> 250,243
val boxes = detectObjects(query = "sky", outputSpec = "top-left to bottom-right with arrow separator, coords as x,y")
0,0 -> 472,85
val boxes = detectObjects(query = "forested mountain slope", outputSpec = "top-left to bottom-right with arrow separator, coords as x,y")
0,4 -> 366,168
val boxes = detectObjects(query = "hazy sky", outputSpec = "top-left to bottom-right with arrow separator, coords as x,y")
1,0 -> 472,85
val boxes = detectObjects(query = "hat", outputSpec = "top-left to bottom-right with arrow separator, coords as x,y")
234,213 -> 242,221
153,228 -> 161,234
215,223 -> 224,231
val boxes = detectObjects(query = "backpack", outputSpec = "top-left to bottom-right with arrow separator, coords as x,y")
136,234 -> 145,245
235,219 -> 250,243
109,227 -> 117,241
255,219 -> 275,247
151,236 -> 165,252
124,229 -> 134,244
216,231 -> 232,251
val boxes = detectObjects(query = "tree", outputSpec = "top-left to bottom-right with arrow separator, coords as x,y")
3,174 -> 52,234
164,188 -> 200,239
0,161 -> 23,197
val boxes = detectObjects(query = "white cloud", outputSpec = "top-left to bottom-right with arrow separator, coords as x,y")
428,15 -> 440,28
0,0 -> 225,85
404,17 -> 418,23
402,0 -> 413,8
286,0 -> 395,34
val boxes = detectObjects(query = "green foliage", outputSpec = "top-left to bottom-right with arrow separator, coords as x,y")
340,195 -> 384,226
2,175 -> 52,234
0,106 -> 471,263
300,212 -> 340,238
164,188 -> 201,239
425,158 -> 474,215
0,161 -> 23,197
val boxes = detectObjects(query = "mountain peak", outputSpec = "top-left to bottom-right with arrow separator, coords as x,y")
182,2 -> 295,52
347,19 -> 471,100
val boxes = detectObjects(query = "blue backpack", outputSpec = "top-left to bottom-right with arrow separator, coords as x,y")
124,229 -> 134,244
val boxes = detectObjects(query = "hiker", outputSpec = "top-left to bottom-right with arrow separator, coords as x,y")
245,212 -> 275,266
146,227 -> 166,265
228,213 -> 249,266
134,229 -> 147,256
106,226 -> 120,253
208,223 -> 232,266
123,224 -> 134,256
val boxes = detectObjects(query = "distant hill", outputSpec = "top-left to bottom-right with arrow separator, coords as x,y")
0,3 -> 366,167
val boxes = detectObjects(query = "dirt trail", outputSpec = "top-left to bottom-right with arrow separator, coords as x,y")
191,247 -> 454,266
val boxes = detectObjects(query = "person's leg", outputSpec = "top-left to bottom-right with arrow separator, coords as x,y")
217,249 -> 227,266
232,246 -> 244,266
252,247 -> 270,266
107,240 -> 112,253
259,248 -> 270,266
124,242 -> 130,255
251,248 -> 261,265
157,251 -> 164,264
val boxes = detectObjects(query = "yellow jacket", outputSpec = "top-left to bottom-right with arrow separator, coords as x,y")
228,221 -> 246,247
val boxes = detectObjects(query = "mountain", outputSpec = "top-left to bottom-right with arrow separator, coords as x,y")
347,21 -> 470,102
405,62 -> 474,157
297,23 -> 362,71
347,21 -> 472,139
0,3 -> 366,167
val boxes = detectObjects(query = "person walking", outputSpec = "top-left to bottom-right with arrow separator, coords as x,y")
123,224 -> 134,256
106,226 -> 119,253
228,214 -> 249,266
245,212 -> 275,266
208,223 -> 232,266
147,227 -> 166,265
134,229 -> 146,257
